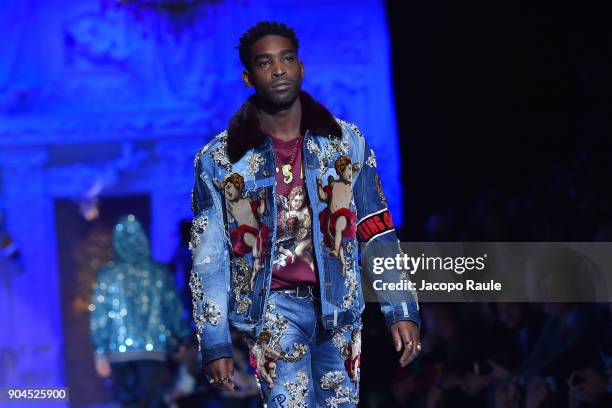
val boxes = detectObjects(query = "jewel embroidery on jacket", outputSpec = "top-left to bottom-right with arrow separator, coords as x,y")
317,155 -> 358,273
365,148 -> 377,168
247,152 -> 266,176
191,188 -> 196,214
209,131 -> 232,172
188,270 -> 205,351
335,118 -> 364,140
284,370 -> 309,408
345,242 -> 354,256
231,256 -> 254,314
215,173 -> 269,289
342,265 -> 358,309
306,138 -> 320,155
189,214 -> 208,252
193,144 -> 207,170
202,300 -> 222,326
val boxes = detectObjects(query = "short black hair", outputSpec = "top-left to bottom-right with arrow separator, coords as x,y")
237,21 -> 299,69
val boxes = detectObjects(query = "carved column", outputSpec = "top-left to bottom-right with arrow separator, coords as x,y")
0,146 -> 66,394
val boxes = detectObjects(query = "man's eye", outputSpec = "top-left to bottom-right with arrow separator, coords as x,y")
284,56 -> 295,62
258,61 -> 270,68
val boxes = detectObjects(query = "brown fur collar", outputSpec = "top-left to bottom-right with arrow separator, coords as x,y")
227,90 -> 342,163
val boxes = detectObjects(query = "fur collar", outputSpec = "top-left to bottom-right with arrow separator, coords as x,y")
227,90 -> 342,163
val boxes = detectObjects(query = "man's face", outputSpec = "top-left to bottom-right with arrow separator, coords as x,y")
245,35 -> 303,108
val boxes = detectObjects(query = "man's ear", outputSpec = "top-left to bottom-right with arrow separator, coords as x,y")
300,61 -> 305,80
242,70 -> 252,87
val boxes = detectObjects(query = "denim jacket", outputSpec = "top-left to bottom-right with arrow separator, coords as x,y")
190,91 -> 420,366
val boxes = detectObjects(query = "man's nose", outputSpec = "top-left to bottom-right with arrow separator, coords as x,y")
271,60 -> 286,77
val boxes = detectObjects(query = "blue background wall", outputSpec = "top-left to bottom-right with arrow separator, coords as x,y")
0,0 -> 400,400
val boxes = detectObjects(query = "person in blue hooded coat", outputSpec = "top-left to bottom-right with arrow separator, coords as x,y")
90,214 -> 191,407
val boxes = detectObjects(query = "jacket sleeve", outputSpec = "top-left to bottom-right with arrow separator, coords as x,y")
352,134 -> 421,330
190,147 -> 233,366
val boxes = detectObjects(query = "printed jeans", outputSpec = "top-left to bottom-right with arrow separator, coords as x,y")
247,290 -> 362,408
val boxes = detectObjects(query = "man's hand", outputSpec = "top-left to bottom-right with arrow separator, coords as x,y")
390,320 -> 420,367
205,357 -> 235,392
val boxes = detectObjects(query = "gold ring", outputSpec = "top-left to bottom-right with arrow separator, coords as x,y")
405,340 -> 414,348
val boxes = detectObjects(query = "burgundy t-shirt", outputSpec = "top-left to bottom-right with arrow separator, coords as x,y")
269,134 -> 318,289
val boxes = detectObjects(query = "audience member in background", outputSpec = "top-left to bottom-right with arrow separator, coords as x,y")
90,215 -> 191,407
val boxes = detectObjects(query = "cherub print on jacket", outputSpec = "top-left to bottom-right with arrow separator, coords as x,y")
215,173 -> 269,290
317,155 -> 360,274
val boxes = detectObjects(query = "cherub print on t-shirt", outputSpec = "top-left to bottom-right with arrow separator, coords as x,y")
276,186 -> 314,271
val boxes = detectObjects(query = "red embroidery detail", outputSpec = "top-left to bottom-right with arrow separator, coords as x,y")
318,207 -> 357,248
230,223 -> 270,257
357,209 -> 394,242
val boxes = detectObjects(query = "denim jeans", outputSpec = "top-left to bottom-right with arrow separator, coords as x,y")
248,290 -> 362,407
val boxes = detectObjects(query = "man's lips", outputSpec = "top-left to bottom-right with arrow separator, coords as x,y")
271,81 -> 291,91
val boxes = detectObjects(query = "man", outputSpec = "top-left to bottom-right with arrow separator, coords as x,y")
190,21 -> 420,407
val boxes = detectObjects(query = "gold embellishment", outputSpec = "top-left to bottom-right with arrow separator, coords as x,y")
281,343 -> 307,362
231,256 -> 254,314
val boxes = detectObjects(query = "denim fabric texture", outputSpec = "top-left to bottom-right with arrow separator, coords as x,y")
252,290 -> 361,407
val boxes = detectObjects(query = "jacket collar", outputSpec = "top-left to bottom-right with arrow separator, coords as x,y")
227,90 -> 342,163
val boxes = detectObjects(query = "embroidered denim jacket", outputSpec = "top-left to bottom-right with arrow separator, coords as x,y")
190,91 -> 420,366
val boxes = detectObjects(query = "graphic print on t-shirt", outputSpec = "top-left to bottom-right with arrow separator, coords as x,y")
270,134 -> 317,289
